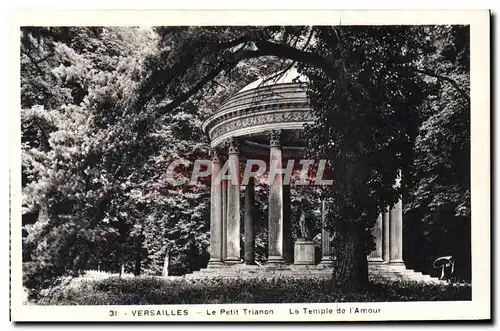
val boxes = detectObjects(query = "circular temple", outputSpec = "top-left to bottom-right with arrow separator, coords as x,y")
202,68 -> 314,150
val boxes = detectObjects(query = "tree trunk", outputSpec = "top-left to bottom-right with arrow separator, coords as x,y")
163,252 -> 170,277
331,225 -> 369,289
134,238 -> 142,276
119,243 -> 125,278
134,255 -> 141,276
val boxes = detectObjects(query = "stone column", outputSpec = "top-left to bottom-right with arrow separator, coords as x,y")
225,138 -> 241,263
244,177 -> 256,264
368,213 -> 383,262
221,176 -> 228,261
208,149 -> 223,266
268,130 -> 287,264
382,210 -> 390,263
389,199 -> 404,264
282,184 -> 293,263
320,198 -> 333,264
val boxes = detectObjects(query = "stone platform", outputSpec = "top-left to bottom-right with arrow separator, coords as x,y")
185,263 -> 443,284
185,263 -> 334,280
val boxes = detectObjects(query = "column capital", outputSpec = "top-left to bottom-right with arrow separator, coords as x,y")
210,148 -> 222,163
227,137 -> 240,155
393,170 -> 402,188
269,129 -> 282,147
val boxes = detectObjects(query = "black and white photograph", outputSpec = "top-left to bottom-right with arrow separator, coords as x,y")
10,9 -> 490,322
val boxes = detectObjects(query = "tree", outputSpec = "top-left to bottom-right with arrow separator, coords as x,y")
21,26 -> 159,294
21,26 -> 289,294
296,26 -> 428,287
22,25 -> 470,294
137,25 -> 469,288
404,26 -> 470,280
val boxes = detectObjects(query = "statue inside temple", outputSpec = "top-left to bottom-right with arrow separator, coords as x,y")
299,210 -> 312,240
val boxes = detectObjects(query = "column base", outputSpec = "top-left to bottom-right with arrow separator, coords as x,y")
320,257 -> 334,265
389,260 -> 405,266
267,256 -> 285,264
224,258 -> 242,264
207,260 -> 224,268
368,257 -> 384,263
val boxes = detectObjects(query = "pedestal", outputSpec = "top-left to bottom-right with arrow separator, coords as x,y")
294,239 -> 315,265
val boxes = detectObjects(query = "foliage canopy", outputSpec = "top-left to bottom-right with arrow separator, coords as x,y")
21,25 -> 470,295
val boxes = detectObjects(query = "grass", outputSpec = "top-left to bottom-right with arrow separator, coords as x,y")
32,276 -> 472,305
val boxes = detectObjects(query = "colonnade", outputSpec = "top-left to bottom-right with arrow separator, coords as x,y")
208,130 -> 333,266
208,130 -> 403,266
368,200 -> 404,264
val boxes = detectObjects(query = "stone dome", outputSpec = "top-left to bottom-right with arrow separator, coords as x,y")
237,67 -> 308,93
202,67 -> 313,151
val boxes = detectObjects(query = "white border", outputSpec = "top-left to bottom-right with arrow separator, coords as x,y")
8,9 -> 490,322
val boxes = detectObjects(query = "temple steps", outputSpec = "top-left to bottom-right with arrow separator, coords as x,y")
185,263 -> 444,284
368,264 -> 443,284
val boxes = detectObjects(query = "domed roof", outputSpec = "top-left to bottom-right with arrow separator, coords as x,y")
202,66 -> 313,149
237,67 -> 308,93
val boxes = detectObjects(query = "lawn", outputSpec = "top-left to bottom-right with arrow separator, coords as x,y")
32,276 -> 472,305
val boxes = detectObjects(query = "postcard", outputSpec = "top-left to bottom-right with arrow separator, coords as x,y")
10,9 -> 490,322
